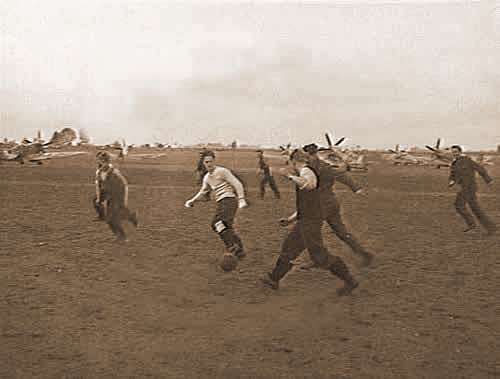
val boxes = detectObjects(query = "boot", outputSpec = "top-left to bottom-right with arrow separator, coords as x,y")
330,257 -> 359,296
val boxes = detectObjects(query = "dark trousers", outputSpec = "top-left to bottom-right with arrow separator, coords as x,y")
271,219 -> 352,284
454,190 -> 496,231
106,200 -> 135,240
211,197 -> 243,251
93,196 -> 106,220
259,175 -> 280,199
324,201 -> 368,257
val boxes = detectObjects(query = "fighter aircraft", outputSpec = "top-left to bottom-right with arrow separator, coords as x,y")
100,139 -> 168,160
317,133 -> 369,171
0,139 -> 87,164
425,138 -> 494,166
387,145 -> 427,166
262,133 -> 368,171
386,142 -> 450,168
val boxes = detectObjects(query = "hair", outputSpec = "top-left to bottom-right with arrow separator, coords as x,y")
96,151 -> 111,163
201,150 -> 215,160
451,145 -> 462,152
303,143 -> 319,154
289,148 -> 309,163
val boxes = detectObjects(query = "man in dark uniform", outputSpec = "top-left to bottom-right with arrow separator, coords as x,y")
256,149 -> 280,199
261,148 -> 358,296
303,143 -> 374,266
97,152 -> 138,242
448,145 -> 496,234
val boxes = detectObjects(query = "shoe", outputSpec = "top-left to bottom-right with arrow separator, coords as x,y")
130,212 -> 138,227
463,225 -> 476,233
261,273 -> 279,290
235,249 -> 246,259
299,261 -> 318,271
336,279 -> 359,296
229,244 -> 246,259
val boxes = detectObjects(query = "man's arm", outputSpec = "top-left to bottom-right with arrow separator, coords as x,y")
279,211 -> 298,226
471,159 -> 492,184
111,169 -> 129,206
285,167 -> 317,190
448,162 -> 457,186
222,169 -> 245,199
336,173 -> 362,193
95,170 -> 101,201
185,176 -> 210,206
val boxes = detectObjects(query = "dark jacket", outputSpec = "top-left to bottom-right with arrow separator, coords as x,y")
449,155 -> 492,192
101,167 -> 128,208
311,159 -> 362,217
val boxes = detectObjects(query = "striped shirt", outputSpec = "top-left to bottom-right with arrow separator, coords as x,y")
200,166 -> 245,202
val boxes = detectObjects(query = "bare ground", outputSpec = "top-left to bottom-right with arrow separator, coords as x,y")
1,150 -> 499,378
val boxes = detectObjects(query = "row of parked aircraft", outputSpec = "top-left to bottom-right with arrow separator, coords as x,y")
0,128 -> 88,164
266,132 -> 370,171
387,138 -> 494,168
1,129 -> 495,171
0,129 -> 174,165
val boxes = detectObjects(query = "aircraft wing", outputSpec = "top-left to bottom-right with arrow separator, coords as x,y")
262,152 -> 289,161
126,153 -> 168,159
29,151 -> 88,161
0,151 -> 19,160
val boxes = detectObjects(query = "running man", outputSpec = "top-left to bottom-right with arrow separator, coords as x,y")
96,151 -> 138,241
261,148 -> 358,296
185,150 -> 248,258
449,145 -> 496,235
303,143 -> 374,266
256,149 -> 280,199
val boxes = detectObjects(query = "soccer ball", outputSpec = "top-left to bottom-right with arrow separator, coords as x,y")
220,253 -> 238,272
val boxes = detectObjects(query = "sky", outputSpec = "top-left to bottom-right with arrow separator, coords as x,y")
1,0 -> 499,149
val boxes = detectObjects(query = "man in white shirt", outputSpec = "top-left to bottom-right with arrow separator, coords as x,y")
185,150 -> 248,259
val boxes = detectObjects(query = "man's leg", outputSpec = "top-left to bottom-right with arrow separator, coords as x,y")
301,220 -> 358,296
262,222 -> 304,289
454,191 -> 476,231
211,198 -> 244,257
326,211 -> 373,266
268,175 -> 280,199
466,191 -> 497,234
92,196 -> 106,221
107,214 -> 127,241
259,177 -> 267,199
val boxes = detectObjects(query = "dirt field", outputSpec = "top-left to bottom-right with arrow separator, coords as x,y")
1,150 -> 499,379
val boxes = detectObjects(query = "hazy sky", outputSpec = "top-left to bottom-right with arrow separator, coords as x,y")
1,0 -> 499,149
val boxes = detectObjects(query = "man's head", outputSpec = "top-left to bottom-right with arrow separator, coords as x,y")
451,145 -> 462,159
303,143 -> 319,162
96,151 -> 111,169
289,148 -> 309,171
256,149 -> 264,157
202,150 -> 216,173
